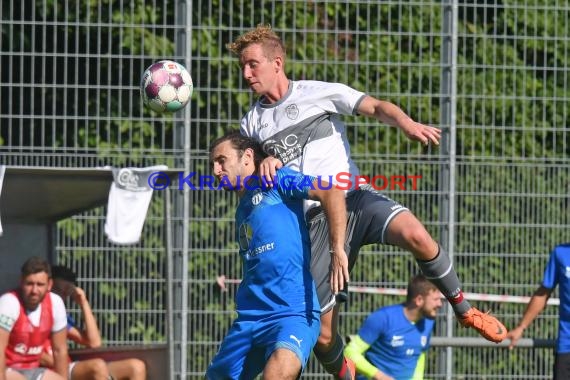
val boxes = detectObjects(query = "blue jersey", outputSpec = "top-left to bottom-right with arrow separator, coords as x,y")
234,167 -> 320,320
542,243 -> 570,353
357,304 -> 434,380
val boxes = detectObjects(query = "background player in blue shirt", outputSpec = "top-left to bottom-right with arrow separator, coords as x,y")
205,131 -> 348,380
344,275 -> 442,380
507,243 -> 570,379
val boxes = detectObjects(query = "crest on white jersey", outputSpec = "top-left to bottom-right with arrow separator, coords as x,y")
285,104 -> 299,120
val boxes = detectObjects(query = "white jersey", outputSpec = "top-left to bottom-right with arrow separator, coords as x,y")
240,80 -> 365,191
0,292 -> 67,332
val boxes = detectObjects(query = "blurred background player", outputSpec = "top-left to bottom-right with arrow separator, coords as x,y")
344,275 -> 442,380
228,23 -> 507,380
205,131 -> 349,379
41,265 -> 146,380
507,243 -> 570,379
0,257 -> 68,380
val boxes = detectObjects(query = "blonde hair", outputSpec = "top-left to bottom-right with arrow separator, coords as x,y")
227,24 -> 286,61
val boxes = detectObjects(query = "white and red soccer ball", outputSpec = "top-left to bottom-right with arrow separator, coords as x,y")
141,60 -> 193,113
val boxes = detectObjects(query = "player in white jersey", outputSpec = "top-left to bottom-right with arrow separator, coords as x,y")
228,24 -> 508,380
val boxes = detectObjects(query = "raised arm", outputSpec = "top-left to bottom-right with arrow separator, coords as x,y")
69,287 -> 102,348
308,180 -> 348,294
357,96 -> 441,146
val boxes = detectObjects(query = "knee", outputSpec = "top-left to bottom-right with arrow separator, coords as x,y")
316,328 -> 336,349
128,359 -> 147,379
395,223 -> 436,258
87,359 -> 110,379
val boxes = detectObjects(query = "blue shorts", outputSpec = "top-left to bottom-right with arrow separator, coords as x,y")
206,313 -> 320,380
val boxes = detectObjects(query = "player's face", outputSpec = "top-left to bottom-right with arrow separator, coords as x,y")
419,290 -> 443,319
239,43 -> 280,96
211,141 -> 253,191
20,271 -> 52,311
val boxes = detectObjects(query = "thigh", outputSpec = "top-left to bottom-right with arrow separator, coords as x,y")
70,358 -> 108,379
36,369 -> 66,380
263,348 -> 301,380
346,185 -> 408,249
9,368 -> 57,380
206,320 -> 254,380
308,208 -> 339,312
5,369 -> 26,380
12,367 -> 65,380
106,358 -> 146,380
554,352 -> 570,380
255,314 -> 320,373
308,186 -> 407,312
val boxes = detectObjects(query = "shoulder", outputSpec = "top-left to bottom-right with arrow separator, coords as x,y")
49,293 -> 66,313
0,292 -> 18,302
554,243 -> 570,251
275,166 -> 299,178
369,304 -> 399,320
0,292 -> 20,309
293,80 -> 347,91
552,244 -> 570,259
0,293 -> 21,326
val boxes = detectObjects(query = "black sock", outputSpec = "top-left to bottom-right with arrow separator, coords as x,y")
313,334 -> 351,379
416,246 -> 471,315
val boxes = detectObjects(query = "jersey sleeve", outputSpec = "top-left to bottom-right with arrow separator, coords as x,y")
239,111 -> 254,137
358,308 -> 387,345
298,81 -> 365,116
542,248 -> 559,289
0,293 -> 20,332
50,293 -> 68,332
411,352 -> 426,380
344,334 -> 379,379
274,167 -> 316,200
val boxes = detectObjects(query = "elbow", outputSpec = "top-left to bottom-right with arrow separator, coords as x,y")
86,339 -> 102,349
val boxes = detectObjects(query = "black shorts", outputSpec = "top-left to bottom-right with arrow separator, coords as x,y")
307,184 -> 408,312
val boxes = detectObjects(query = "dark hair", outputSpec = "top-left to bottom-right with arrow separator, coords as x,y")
21,256 -> 52,278
51,265 -> 78,285
406,274 -> 438,303
209,130 -> 268,171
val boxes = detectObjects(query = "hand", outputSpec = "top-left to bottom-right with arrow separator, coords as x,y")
372,371 -> 395,380
258,156 -> 283,186
39,350 -> 54,367
507,326 -> 525,349
329,249 -> 349,295
72,286 -> 88,306
399,120 -> 441,146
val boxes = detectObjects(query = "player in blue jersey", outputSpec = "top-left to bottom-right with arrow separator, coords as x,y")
507,243 -> 570,379
205,131 -> 348,380
228,24 -> 507,380
344,275 -> 442,380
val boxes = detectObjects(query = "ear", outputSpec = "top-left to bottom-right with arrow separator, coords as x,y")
414,294 -> 424,307
243,148 -> 255,165
48,278 -> 53,291
273,55 -> 283,73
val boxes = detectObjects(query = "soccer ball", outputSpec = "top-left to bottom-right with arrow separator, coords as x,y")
141,60 -> 193,113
